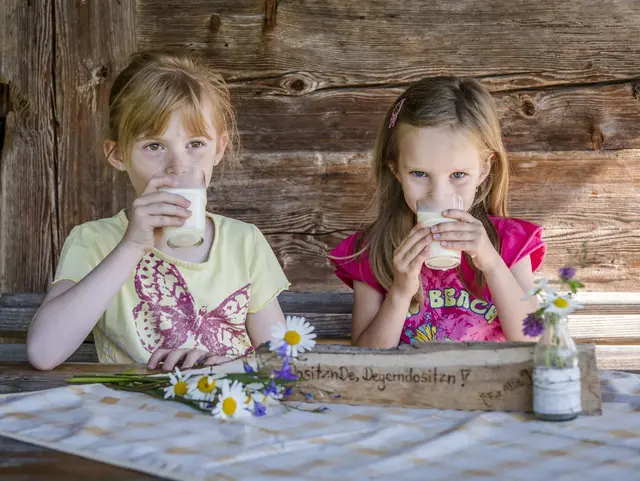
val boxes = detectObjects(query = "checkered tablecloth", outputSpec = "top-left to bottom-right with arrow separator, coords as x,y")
0,370 -> 638,481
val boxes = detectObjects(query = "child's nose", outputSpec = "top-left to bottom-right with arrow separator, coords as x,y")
165,154 -> 190,175
431,182 -> 453,200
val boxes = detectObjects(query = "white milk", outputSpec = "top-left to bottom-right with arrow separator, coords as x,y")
160,187 -> 207,248
417,211 -> 461,270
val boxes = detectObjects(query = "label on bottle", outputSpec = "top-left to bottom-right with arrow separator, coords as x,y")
533,367 -> 582,415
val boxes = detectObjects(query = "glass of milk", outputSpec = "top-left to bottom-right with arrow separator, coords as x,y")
416,193 -> 464,270
160,166 -> 207,248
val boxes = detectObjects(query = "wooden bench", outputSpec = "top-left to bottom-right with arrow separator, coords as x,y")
1,292 -> 639,370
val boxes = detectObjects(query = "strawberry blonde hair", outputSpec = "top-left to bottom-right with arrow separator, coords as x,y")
107,50 -> 238,164
359,77 -> 509,305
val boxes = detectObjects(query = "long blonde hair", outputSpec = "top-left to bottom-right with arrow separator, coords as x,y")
361,77 -> 509,303
107,49 -> 239,164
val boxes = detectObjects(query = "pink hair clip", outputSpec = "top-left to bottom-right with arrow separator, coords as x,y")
388,98 -> 405,128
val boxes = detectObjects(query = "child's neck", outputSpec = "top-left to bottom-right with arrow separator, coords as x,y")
155,215 -> 215,264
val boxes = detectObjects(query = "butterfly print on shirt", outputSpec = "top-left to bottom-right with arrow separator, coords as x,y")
132,253 -> 250,357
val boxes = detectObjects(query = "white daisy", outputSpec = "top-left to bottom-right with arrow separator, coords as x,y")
270,316 -> 317,358
243,382 -> 264,409
244,382 -> 281,407
522,279 -> 553,301
544,292 -> 583,317
254,389 -> 282,407
212,379 -> 251,420
187,373 -> 225,408
163,368 -> 191,399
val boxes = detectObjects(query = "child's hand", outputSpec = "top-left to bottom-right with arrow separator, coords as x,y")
147,348 -> 228,371
390,223 -> 432,299
122,175 -> 192,253
431,209 -> 501,272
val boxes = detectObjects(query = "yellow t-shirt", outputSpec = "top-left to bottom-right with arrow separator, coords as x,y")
54,211 -> 290,363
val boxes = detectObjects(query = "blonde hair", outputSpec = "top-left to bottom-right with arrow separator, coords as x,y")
360,76 -> 509,304
107,49 -> 238,164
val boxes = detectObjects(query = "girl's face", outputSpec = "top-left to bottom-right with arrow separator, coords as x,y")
105,106 -> 228,196
393,124 -> 491,213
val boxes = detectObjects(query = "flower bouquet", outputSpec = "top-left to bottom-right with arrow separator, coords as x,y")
67,316 -> 318,419
522,267 -> 584,421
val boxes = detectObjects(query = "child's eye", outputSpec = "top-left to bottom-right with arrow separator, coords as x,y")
451,172 -> 467,179
144,143 -> 163,152
188,140 -> 206,149
411,171 -> 428,178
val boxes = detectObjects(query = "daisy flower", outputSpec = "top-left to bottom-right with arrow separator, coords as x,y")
245,381 -> 282,407
163,368 -> 191,399
187,373 -> 225,408
243,382 -> 264,409
270,316 -> 316,358
212,379 -> 251,420
544,292 -> 583,317
522,279 -> 551,300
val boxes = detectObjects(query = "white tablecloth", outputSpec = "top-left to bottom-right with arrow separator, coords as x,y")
0,370 -> 639,481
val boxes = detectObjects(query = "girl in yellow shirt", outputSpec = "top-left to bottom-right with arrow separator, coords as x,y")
27,51 -> 289,371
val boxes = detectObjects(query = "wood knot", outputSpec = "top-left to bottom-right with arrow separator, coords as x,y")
281,73 -> 316,96
591,128 -> 604,151
264,0 -> 278,32
290,79 -> 306,92
520,97 -> 536,117
633,83 -> 640,101
92,65 -> 108,80
209,14 -> 221,33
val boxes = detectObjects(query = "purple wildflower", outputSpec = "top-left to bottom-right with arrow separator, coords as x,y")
275,343 -> 288,357
558,266 -> 576,281
253,402 -> 267,417
522,313 -> 545,337
243,362 -> 255,373
273,356 -> 298,381
265,379 -> 279,397
283,386 -> 293,397
305,392 -> 314,400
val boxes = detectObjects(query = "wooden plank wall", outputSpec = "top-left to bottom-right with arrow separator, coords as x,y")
1,0 -> 639,294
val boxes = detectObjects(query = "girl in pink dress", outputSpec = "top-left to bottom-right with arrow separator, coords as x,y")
330,77 -> 546,347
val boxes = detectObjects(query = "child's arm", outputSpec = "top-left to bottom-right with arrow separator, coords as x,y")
351,281 -> 413,348
351,223 -> 432,348
432,210 -> 540,341
28,175 -> 191,371
483,255 -> 540,341
245,298 -> 286,347
27,242 -> 146,370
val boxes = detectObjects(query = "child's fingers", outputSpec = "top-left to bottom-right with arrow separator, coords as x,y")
441,240 -> 475,251
433,231 -> 476,242
146,215 -> 188,228
399,234 -> 432,267
136,191 -> 192,208
430,221 -> 474,234
161,349 -> 190,371
408,246 -> 430,271
147,349 -> 171,370
142,176 -> 178,196
395,227 -> 430,261
441,209 -> 479,224
181,349 -> 208,369
397,223 -> 430,251
202,355 -> 229,366
140,203 -> 192,218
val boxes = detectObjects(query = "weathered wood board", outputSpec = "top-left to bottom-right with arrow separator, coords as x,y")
261,342 -> 602,415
